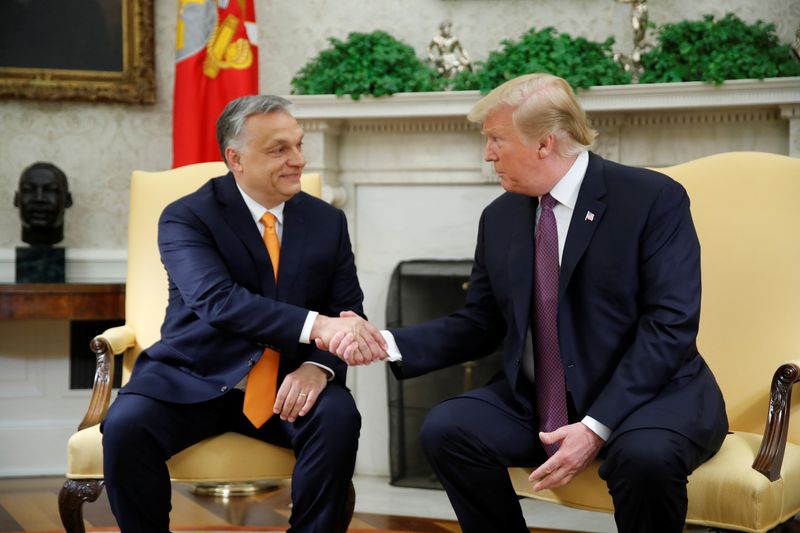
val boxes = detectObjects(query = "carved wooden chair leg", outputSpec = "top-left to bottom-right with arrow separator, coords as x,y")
58,479 -> 104,533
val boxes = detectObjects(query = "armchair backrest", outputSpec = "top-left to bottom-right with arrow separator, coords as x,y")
655,152 -> 800,441
122,162 -> 321,384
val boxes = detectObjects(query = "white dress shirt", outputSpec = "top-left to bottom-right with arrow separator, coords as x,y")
381,151 -> 611,440
236,184 -> 332,381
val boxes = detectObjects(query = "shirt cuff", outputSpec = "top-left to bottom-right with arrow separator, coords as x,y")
302,361 -> 334,381
300,311 -> 318,344
381,330 -> 403,361
581,415 -> 611,441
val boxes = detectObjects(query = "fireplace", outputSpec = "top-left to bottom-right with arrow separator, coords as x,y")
385,259 -> 504,489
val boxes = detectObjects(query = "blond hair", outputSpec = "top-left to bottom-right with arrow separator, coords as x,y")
467,73 -> 597,157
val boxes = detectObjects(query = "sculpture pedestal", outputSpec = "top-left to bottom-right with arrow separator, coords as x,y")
15,246 -> 66,283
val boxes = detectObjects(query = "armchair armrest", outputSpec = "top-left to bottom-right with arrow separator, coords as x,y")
77,325 -> 136,431
752,358 -> 800,481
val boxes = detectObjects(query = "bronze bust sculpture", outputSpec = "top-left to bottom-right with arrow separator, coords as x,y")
13,162 -> 73,246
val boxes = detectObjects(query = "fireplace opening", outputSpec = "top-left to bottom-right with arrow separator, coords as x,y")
385,259 -> 504,489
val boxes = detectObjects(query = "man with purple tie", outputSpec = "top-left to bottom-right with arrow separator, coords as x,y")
334,73 -> 728,532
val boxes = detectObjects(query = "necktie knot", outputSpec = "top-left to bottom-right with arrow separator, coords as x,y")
260,211 -> 280,281
261,212 -> 277,231
541,193 -> 557,211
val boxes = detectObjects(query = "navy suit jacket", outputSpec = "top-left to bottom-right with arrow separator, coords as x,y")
390,152 -> 728,451
121,172 -> 365,404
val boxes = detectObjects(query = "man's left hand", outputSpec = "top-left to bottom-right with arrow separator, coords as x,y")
528,422 -> 604,491
273,364 -> 328,423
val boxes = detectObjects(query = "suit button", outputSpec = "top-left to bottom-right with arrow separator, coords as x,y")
514,359 -> 520,366
220,385 -> 228,392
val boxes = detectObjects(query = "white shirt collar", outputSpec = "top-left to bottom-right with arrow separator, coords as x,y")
546,150 -> 589,210
235,182 -> 285,226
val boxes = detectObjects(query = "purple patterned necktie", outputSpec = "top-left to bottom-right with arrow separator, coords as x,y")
533,193 -> 569,456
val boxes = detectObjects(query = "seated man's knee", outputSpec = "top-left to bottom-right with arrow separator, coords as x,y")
601,429 -> 691,486
102,401 -> 146,451
309,386 -> 361,449
420,400 -> 469,459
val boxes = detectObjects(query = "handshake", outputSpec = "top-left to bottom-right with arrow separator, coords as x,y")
310,310 -> 390,365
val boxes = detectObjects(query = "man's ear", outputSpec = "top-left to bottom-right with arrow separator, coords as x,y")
225,146 -> 241,171
538,134 -> 555,158
65,192 -> 73,208
13,191 -> 19,208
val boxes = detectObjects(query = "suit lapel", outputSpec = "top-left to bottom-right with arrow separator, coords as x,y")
277,193 -> 307,301
508,194 -> 536,338
558,152 -> 607,302
216,173 -> 274,292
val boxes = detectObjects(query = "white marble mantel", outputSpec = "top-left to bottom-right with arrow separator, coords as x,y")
287,77 -> 800,477
292,77 -> 800,118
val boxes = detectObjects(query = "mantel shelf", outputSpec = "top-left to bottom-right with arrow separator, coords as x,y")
290,77 -> 800,120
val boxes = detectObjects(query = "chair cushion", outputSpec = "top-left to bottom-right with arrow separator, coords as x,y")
67,424 -> 295,483
509,432 -> 800,532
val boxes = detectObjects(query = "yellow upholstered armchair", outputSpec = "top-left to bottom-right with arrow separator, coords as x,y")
510,152 -> 800,532
58,162 -> 328,532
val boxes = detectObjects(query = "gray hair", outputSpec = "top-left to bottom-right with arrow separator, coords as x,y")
216,95 -> 293,166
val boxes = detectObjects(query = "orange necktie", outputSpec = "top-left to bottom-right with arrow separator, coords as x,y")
243,212 -> 281,428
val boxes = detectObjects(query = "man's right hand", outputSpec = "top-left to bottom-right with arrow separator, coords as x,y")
312,311 -> 387,365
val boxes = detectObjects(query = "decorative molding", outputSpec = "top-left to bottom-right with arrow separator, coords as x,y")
0,248 -> 127,283
344,119 -> 476,135
296,119 -> 344,134
617,108 -> 781,127
290,90 -> 482,119
780,105 -> 800,119
579,77 -> 800,112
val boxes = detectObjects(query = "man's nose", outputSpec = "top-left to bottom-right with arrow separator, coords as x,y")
483,142 -> 497,162
289,148 -> 305,168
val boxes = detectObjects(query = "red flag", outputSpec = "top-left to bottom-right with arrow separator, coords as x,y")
172,0 -> 258,168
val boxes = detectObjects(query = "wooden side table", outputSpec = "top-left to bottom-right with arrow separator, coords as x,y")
0,283 -> 125,320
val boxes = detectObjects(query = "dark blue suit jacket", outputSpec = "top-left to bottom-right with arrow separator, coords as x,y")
390,152 -> 728,451
121,172 -> 365,404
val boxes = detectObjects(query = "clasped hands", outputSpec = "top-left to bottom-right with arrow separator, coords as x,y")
312,310 -> 388,365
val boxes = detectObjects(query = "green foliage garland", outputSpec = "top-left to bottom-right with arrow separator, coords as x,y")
290,31 -> 444,99
451,27 -> 631,92
640,13 -> 800,84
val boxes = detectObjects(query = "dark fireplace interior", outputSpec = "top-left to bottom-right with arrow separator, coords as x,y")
386,259 -> 503,489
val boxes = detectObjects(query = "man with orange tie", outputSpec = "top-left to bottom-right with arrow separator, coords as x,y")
101,95 -> 387,533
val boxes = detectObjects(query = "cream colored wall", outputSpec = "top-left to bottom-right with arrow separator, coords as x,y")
0,0 -> 797,251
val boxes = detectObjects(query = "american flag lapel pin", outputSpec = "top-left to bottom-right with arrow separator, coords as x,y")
585,211 -> 595,222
